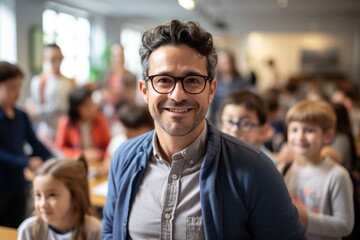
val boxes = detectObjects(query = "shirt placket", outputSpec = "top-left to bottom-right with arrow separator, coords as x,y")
160,155 -> 185,240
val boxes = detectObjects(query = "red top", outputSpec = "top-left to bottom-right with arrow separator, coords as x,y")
55,112 -> 111,160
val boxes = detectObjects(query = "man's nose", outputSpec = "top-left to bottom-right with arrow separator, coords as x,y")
169,80 -> 187,102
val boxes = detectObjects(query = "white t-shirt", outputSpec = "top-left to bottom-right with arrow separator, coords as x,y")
17,215 -> 102,240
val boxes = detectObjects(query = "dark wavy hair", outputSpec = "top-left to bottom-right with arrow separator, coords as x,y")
0,61 -> 23,83
139,19 -> 218,80
67,86 -> 92,124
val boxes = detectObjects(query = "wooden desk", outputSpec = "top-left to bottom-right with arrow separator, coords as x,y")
89,176 -> 107,208
0,226 -> 18,240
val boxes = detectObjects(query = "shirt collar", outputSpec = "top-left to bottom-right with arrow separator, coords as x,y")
152,123 -> 208,165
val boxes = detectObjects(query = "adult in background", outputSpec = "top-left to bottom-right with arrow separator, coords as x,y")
25,44 -> 75,151
208,48 -> 250,125
98,43 -> 137,134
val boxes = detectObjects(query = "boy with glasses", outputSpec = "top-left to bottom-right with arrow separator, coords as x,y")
219,90 -> 278,164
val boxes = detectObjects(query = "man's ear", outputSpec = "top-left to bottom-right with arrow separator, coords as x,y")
323,128 -> 335,145
139,80 -> 149,104
209,79 -> 217,103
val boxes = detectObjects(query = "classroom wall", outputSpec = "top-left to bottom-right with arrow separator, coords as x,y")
212,30 -> 359,88
16,0 -> 43,105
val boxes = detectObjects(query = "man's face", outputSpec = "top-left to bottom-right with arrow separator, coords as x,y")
43,47 -> 63,74
139,44 -> 216,137
111,44 -> 125,66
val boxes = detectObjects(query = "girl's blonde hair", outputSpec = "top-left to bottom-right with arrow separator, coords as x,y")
31,156 -> 93,240
285,100 -> 336,132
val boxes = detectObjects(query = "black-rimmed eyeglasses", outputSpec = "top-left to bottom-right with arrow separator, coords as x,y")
145,74 -> 212,94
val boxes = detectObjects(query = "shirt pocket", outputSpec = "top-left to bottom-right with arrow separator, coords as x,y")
186,216 -> 205,240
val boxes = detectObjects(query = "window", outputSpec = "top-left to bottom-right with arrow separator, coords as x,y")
121,28 -> 142,79
0,0 -> 16,62
43,9 -> 91,85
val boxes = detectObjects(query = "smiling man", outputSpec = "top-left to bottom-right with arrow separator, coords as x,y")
102,20 -> 306,240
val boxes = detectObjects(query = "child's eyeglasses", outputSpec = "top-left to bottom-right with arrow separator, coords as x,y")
222,118 -> 259,132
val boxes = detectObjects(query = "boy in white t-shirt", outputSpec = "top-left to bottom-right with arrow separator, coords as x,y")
282,100 -> 354,240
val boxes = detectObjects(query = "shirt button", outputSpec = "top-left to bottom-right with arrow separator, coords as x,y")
189,160 -> 194,165
165,213 -> 171,219
171,174 -> 178,180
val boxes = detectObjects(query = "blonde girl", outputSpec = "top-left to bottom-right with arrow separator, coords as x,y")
18,157 -> 102,239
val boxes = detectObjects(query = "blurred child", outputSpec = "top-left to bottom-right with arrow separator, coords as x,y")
282,100 -> 354,239
0,61 -> 53,228
101,102 -> 154,176
17,157 -> 102,239
218,90 -> 277,164
324,103 -> 358,171
55,86 -> 111,162
331,82 -> 360,139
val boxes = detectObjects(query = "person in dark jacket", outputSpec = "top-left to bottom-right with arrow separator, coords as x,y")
0,61 -> 53,228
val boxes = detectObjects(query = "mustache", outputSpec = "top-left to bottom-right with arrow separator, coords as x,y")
159,100 -> 198,108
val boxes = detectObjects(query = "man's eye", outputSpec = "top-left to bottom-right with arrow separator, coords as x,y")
156,77 -> 173,84
185,77 -> 200,84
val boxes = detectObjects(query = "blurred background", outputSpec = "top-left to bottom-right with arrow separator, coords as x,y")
0,0 -> 359,103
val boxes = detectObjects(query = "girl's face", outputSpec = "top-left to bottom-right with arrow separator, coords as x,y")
78,97 -> 98,122
33,175 -> 75,232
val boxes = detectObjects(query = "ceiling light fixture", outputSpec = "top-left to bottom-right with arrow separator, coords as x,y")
178,0 -> 196,10
277,0 -> 288,8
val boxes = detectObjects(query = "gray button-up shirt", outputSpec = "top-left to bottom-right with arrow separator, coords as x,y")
128,124 -> 207,240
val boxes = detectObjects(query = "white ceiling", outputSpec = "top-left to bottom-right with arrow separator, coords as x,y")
51,0 -> 360,34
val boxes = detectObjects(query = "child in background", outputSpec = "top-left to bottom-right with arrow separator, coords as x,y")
106,102 -> 154,157
218,90 -> 278,164
0,61 -> 53,228
101,102 -> 154,176
55,86 -> 111,162
283,100 -> 354,239
17,157 -> 102,239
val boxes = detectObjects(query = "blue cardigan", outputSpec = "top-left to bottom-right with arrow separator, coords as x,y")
0,108 -> 52,192
103,124 -> 307,239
